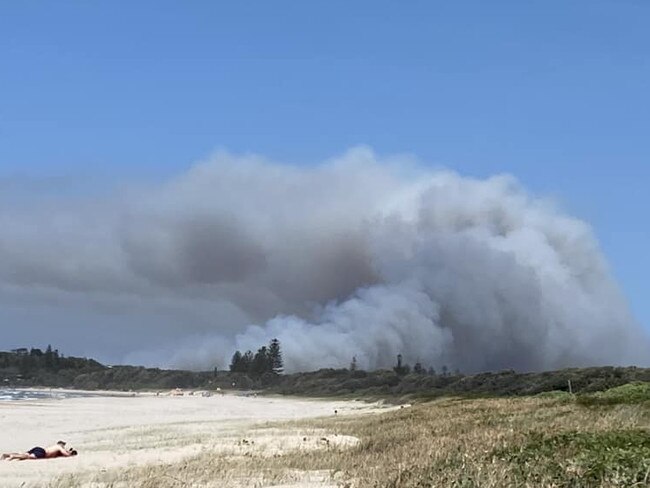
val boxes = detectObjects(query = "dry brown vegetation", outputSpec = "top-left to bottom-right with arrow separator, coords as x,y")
49,388 -> 650,488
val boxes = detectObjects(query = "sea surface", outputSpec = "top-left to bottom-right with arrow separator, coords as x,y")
0,389 -> 104,402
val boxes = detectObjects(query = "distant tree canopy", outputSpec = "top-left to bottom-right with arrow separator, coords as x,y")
229,338 -> 283,377
2,346 -> 649,400
268,338 -> 283,374
350,356 -> 358,371
413,362 -> 425,375
0,344 -> 72,373
393,354 -> 411,376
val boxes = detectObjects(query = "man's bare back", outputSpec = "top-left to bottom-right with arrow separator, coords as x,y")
43,443 -> 76,458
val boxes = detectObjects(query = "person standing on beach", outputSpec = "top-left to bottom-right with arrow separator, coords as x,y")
1,441 -> 77,460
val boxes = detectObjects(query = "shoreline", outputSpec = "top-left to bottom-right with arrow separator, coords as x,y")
2,386 -> 395,404
3,386 -> 154,396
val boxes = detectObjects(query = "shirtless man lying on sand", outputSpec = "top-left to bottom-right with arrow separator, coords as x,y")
1,441 -> 77,460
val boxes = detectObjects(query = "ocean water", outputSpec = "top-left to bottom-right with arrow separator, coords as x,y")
0,389 -> 99,402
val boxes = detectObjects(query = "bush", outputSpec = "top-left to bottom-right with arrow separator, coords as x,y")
577,382 -> 650,407
497,429 -> 650,485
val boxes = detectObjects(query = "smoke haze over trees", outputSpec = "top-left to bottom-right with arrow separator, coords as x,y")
0,148 -> 648,372
229,338 -> 283,377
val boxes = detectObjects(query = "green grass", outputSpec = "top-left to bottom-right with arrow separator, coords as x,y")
497,429 -> 650,486
577,382 -> 650,407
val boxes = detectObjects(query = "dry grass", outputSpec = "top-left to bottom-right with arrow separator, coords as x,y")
49,395 -> 649,488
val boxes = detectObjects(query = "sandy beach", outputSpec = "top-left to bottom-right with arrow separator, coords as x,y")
0,390 -> 392,487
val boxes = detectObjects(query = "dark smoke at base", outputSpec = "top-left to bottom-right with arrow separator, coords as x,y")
1,148 -> 648,372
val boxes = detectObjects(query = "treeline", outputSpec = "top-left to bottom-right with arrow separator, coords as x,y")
72,366 -> 217,391
0,346 -> 219,390
0,346 -> 104,372
268,366 -> 650,399
229,338 -> 283,377
2,347 -> 649,401
0,346 -> 106,387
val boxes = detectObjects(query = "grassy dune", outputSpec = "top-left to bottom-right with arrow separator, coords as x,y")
50,384 -> 650,488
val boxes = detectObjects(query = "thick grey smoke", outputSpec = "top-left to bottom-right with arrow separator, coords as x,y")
1,148 -> 647,372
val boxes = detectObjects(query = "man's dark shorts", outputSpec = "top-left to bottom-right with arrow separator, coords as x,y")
28,447 -> 46,459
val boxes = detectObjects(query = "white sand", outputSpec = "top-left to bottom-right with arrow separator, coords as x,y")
0,391 -> 390,487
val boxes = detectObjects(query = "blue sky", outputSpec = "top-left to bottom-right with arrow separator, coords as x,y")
1,1 -> 649,331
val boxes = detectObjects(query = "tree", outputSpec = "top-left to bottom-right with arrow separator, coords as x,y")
413,362 -> 425,375
350,356 -> 357,371
393,354 -> 410,376
241,351 -> 254,373
252,346 -> 271,376
44,344 -> 54,369
268,338 -> 283,374
229,351 -> 243,373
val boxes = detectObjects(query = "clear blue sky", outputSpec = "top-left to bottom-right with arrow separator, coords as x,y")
1,1 -> 649,330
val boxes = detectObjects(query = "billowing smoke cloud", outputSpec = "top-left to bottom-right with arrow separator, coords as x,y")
1,147 -> 647,372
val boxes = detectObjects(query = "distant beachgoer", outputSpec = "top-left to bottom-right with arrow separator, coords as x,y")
1,441 -> 77,461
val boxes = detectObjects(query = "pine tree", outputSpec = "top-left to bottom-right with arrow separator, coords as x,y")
393,353 -> 410,375
229,351 -> 243,372
268,338 -> 283,374
241,350 -> 254,373
252,346 -> 270,376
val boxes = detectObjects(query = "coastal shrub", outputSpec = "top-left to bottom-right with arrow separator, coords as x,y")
576,382 -> 650,407
496,429 -> 650,486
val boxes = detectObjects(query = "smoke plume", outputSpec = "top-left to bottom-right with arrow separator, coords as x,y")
1,147 -> 647,372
